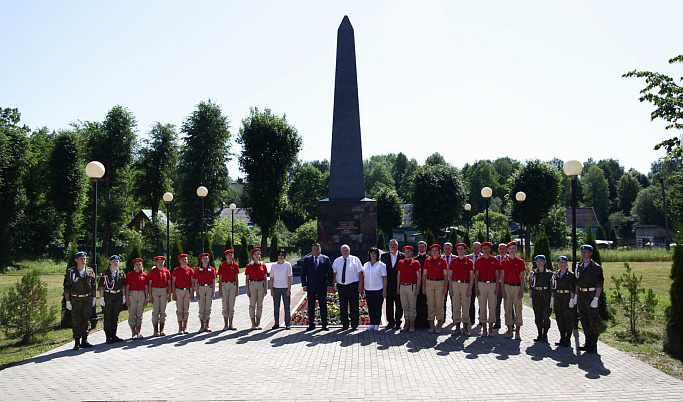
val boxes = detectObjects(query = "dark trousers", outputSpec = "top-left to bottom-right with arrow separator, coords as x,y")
533,291 -> 552,330
102,292 -> 123,334
273,288 -> 291,326
338,282 -> 359,328
307,290 -> 328,327
555,293 -> 573,334
385,280 -> 403,326
366,290 -> 384,325
469,292 -> 477,323
495,290 -> 503,327
416,291 -> 429,328
71,297 -> 91,339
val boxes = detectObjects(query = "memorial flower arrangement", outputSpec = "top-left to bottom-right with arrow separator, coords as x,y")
291,292 -> 370,325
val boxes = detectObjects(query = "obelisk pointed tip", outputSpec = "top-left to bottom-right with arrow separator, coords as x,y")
339,15 -> 353,30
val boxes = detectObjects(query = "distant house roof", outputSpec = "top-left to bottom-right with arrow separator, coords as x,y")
565,207 -> 600,228
128,209 -> 168,233
217,206 -> 252,226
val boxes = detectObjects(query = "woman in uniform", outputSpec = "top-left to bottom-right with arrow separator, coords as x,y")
245,248 -> 269,330
125,258 -> 148,339
552,256 -> 576,347
98,255 -> 126,344
421,244 -> 448,334
529,255 -> 553,343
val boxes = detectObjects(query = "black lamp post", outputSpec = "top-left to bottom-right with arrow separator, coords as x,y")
230,203 -> 237,247
464,203 -> 471,234
516,191 -> 526,258
163,192 -> 173,258
481,187 -> 492,242
563,160 -> 582,269
197,186 -> 208,253
85,160 -> 105,329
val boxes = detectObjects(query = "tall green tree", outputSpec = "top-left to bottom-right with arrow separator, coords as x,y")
631,185 -> 667,226
664,234 -> 683,354
464,160 -> 501,216
177,100 -> 232,254
531,231 -> 552,270
539,204 -> 570,248
398,157 -> 420,203
669,170 -> 683,228
581,165 -> 611,224
392,152 -> 408,193
425,152 -> 447,166
49,130 -> 86,248
238,107 -> 302,252
597,159 -> 625,213
0,108 -> 29,267
616,173 -> 642,215
410,164 -> 466,234
364,158 -> 394,198
134,122 -> 179,254
287,164 -> 327,222
624,55 -> 683,159
89,106 -> 137,257
506,159 -> 561,256
375,187 -> 403,236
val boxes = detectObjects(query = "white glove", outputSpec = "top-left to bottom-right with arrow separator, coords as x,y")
99,298 -> 106,307
66,301 -> 72,310
529,298 -> 533,308
591,297 -> 599,308
572,295 -> 578,305
92,297 -> 96,307
550,297 -> 554,308
122,295 -> 126,304
568,298 -> 576,308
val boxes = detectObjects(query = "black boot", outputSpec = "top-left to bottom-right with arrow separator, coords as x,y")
112,328 -> 124,342
72,338 -> 80,351
561,331 -> 572,347
578,335 -> 591,351
542,328 -> 549,343
555,329 -> 564,346
534,326 -> 543,342
587,336 -> 598,353
80,335 -> 93,348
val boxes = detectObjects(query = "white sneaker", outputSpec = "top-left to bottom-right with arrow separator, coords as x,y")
374,325 -> 380,331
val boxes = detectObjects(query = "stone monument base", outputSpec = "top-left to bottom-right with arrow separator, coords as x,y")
317,198 -> 377,263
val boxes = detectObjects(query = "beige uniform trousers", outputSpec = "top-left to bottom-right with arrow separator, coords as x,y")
248,280 -> 266,319
128,290 -> 146,327
425,279 -> 445,321
197,285 -> 214,321
451,281 -> 471,325
151,287 -> 168,324
175,288 -> 191,322
399,283 -> 418,320
221,281 -> 238,318
477,281 -> 497,324
504,283 -> 524,326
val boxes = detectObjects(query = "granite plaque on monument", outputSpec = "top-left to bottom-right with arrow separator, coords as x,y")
317,15 -> 377,263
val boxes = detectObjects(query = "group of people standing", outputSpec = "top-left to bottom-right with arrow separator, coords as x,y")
64,240 -> 603,354
299,240 -> 604,353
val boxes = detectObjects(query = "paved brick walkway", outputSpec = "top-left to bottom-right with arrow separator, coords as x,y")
2,269 -> 682,401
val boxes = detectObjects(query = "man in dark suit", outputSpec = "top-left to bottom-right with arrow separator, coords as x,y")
467,241 -> 483,326
300,243 -> 334,331
381,239 -> 404,330
414,241 -> 430,329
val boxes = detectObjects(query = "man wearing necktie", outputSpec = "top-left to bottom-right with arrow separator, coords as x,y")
380,239 -> 404,330
467,242 -> 482,326
333,245 -> 363,330
301,243 -> 334,331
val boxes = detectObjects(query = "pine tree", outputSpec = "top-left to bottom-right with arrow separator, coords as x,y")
531,231 -> 552,271
463,231 -> 472,253
500,226 -> 512,244
125,243 -> 142,274
239,234 -> 249,267
224,235 -> 233,253
664,233 -> 683,354
377,230 -> 386,250
269,235 -> 279,262
171,236 -> 183,262
203,235 -> 213,263
448,229 -> 458,245
60,242 -> 79,327
425,230 -> 435,249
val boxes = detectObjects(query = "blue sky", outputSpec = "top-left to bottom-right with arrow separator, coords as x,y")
2,1 -> 681,177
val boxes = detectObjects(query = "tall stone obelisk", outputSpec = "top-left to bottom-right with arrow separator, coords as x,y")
317,16 -> 377,262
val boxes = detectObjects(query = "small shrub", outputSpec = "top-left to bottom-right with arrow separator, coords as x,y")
269,235 -> 279,262
611,263 -> 658,339
0,271 -> 58,344
377,230 -> 386,250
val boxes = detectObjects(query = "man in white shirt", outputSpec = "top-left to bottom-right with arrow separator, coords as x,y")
467,242 -> 482,325
333,245 -> 363,330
